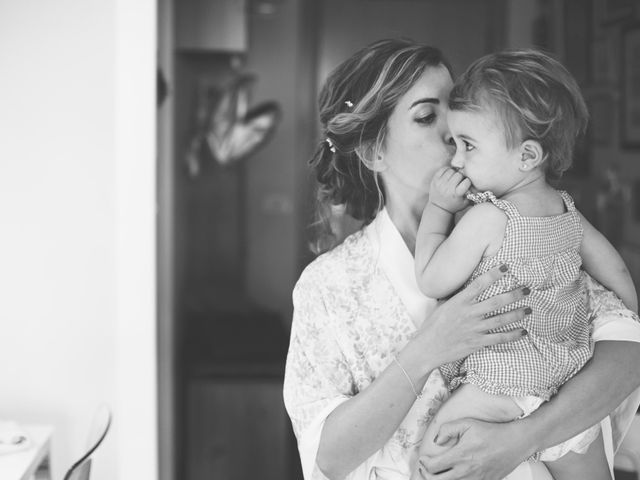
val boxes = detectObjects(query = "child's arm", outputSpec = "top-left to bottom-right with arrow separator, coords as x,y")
415,200 -> 507,299
579,211 -> 638,312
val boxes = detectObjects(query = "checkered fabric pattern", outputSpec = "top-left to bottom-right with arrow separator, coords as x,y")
440,190 -> 593,400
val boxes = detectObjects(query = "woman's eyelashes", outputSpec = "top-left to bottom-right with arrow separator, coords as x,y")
415,112 -> 436,125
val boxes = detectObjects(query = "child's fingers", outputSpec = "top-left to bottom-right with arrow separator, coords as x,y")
448,169 -> 464,184
455,177 -> 472,196
440,170 -> 466,192
435,166 -> 453,180
435,173 -> 461,194
444,166 -> 468,181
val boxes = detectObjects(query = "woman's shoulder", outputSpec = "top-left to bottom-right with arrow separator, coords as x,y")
294,229 -> 372,295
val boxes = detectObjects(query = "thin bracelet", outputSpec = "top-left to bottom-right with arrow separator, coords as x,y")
393,355 -> 422,400
527,451 -> 541,463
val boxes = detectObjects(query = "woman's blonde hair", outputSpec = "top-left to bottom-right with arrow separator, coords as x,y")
449,49 -> 588,180
310,38 -> 452,254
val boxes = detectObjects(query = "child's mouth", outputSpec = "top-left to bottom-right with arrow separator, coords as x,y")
464,182 -> 480,200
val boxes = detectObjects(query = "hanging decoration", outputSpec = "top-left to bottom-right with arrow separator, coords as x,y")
186,73 -> 281,175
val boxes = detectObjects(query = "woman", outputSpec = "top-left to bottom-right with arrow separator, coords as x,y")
283,38 -> 640,480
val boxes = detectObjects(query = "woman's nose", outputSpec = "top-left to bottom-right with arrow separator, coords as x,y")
444,133 -> 456,157
444,131 -> 454,146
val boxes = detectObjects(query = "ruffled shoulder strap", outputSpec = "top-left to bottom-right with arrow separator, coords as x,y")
465,190 -> 519,217
558,190 -> 577,212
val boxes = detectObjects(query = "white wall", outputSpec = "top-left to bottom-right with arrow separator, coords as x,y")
0,1 -> 157,479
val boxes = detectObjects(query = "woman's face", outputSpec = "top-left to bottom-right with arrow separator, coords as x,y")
380,65 -> 455,196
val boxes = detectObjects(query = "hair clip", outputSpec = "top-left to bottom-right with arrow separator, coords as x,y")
344,100 -> 354,108
326,138 -> 336,153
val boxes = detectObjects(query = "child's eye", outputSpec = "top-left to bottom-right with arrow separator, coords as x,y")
416,113 -> 436,125
464,141 -> 475,151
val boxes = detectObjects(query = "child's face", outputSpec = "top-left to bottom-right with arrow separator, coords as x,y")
447,108 -> 522,195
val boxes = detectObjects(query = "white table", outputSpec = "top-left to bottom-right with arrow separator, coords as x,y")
0,425 -> 53,480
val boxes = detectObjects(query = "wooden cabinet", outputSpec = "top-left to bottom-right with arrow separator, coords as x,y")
176,0 -> 247,52
186,378 -> 295,480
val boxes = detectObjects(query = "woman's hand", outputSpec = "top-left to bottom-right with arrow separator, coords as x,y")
314,265 -> 529,480
418,418 -> 531,480
402,265 -> 530,376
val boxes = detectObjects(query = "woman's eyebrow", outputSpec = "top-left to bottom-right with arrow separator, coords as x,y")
409,98 -> 440,109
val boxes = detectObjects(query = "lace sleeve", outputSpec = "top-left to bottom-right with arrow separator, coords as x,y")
283,271 -> 353,480
582,271 -> 640,453
583,272 -> 640,342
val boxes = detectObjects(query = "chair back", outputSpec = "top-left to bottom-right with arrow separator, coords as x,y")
615,414 -> 640,480
65,460 -> 92,480
63,405 -> 112,480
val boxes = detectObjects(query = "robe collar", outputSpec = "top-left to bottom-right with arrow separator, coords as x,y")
364,208 -> 438,328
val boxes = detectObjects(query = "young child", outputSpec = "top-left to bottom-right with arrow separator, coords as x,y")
412,50 -> 638,480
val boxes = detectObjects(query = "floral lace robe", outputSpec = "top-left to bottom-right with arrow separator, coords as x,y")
283,208 -> 640,480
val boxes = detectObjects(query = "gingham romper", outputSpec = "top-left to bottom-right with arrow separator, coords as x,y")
440,190 -> 594,401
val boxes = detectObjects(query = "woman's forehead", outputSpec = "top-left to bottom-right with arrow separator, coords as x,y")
401,65 -> 453,106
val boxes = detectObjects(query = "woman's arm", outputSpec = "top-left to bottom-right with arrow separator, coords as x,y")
420,340 -> 640,479
580,211 -> 638,312
317,266 -> 530,479
419,272 -> 640,480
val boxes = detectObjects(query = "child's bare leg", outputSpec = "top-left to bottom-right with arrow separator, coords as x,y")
411,384 -> 523,480
544,431 -> 611,480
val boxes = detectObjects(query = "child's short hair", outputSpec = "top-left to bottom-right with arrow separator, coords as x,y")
449,49 -> 588,180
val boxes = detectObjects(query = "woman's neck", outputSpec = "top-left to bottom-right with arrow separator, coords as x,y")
384,189 -> 429,255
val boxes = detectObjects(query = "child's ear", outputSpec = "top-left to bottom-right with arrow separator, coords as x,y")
357,142 -> 388,172
518,140 -> 545,172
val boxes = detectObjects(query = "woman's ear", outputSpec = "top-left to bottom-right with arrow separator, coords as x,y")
357,142 -> 388,172
518,140 -> 545,172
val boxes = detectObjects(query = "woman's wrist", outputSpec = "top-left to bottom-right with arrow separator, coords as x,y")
511,413 -> 546,460
397,336 -> 437,388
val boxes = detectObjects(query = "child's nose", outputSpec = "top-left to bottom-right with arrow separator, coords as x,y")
450,153 -> 463,170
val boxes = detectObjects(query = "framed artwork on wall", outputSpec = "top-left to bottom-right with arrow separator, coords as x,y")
621,23 -> 640,148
